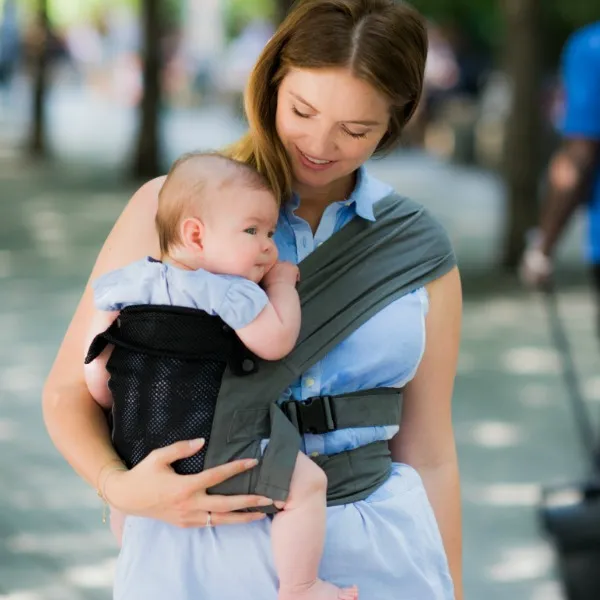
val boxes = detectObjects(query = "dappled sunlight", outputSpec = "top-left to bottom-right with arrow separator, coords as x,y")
0,364 -> 43,395
65,558 -> 116,589
583,376 -> 600,402
459,420 -> 522,448
465,482 -> 540,507
487,545 -> 554,582
502,347 -> 560,375
7,532 -> 116,559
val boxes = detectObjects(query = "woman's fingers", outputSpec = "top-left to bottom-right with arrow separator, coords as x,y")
151,438 -> 205,466
203,492 -> 274,513
187,456 -> 260,489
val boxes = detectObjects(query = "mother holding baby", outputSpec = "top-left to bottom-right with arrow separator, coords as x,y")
43,1 -> 463,598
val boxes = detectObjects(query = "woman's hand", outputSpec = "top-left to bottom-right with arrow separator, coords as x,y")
106,439 -> 274,528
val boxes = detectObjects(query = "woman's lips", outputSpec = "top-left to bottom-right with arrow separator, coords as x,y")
295,146 -> 336,172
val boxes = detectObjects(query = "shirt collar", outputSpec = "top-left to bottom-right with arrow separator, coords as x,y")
286,165 -> 394,222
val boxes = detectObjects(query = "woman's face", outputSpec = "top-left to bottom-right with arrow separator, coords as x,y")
275,67 -> 391,192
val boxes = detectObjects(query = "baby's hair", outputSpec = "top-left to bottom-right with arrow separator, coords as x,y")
156,151 -> 271,256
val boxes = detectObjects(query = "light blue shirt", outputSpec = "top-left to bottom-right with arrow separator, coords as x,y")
274,166 -> 429,456
92,258 -> 269,330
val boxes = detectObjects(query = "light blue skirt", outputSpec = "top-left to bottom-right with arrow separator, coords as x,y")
113,463 -> 455,599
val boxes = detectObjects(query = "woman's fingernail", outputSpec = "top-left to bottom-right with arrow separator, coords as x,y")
190,438 -> 205,449
259,498 -> 274,506
244,459 -> 259,468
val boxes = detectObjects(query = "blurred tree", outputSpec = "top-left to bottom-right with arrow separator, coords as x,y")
27,0 -> 50,158
500,0 -> 542,267
276,0 -> 295,24
132,0 -> 164,179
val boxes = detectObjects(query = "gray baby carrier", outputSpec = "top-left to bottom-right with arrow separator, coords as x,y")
85,193 -> 455,507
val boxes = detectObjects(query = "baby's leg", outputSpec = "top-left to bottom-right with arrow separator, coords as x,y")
84,310 -> 119,410
271,453 -> 358,600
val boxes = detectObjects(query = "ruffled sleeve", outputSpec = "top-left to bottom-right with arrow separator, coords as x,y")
217,277 -> 269,330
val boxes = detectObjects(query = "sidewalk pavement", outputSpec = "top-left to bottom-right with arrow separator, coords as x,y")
1,96 -> 598,600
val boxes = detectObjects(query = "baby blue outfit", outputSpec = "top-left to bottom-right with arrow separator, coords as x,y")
92,259 -> 269,329
113,167 -> 455,600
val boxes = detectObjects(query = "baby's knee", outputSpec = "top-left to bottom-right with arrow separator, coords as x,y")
294,453 -> 328,496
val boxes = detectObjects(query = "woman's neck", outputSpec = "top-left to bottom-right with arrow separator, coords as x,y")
293,171 -> 356,233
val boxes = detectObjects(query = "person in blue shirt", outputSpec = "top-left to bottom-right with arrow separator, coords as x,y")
521,22 -> 600,311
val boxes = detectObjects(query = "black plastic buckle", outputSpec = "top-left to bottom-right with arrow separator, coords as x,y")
282,396 -> 337,435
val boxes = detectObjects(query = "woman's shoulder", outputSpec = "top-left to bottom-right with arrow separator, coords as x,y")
129,176 -> 166,213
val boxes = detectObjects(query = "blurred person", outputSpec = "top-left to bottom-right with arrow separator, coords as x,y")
84,151 -> 359,600
43,2 -> 462,599
520,23 -> 600,313
0,0 -> 20,97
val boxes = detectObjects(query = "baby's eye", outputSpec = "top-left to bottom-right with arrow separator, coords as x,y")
244,227 -> 258,235
268,230 -> 275,238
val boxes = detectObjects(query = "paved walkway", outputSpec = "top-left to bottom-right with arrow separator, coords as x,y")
1,94 -> 598,599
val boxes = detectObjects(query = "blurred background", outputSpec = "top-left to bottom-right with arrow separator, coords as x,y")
1,0 -> 600,599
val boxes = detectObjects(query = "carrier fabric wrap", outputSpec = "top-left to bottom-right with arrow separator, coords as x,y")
204,193 -> 456,506
84,305 -> 257,475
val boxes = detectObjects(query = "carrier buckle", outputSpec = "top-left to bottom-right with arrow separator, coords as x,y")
282,396 -> 336,435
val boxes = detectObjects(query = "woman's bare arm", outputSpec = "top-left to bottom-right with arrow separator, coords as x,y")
43,177 -> 164,487
389,266 -> 463,600
43,177 -> 272,525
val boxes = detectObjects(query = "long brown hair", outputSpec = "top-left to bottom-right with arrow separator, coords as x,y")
225,0 -> 428,203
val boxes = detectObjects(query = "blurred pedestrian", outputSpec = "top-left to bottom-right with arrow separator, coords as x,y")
520,22 -> 600,311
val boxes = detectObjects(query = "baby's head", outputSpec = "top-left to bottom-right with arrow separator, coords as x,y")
156,152 -> 279,283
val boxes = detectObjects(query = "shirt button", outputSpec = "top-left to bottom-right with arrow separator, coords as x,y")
305,377 -> 315,387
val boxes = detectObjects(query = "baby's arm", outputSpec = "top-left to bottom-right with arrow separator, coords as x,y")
83,309 -> 120,409
236,262 -> 301,361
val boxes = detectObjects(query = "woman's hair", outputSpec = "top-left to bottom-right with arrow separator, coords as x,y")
225,0 -> 428,202
156,152 -> 270,256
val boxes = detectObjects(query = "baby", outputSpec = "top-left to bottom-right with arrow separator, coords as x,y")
84,153 -> 358,600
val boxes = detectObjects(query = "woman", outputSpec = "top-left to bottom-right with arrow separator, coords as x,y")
43,1 -> 463,598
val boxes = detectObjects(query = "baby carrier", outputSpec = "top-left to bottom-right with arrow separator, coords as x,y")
85,193 -> 455,507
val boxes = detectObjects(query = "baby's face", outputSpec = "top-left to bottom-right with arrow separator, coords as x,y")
201,186 -> 279,283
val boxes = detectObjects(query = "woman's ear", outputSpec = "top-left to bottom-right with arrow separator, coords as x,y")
180,217 -> 204,253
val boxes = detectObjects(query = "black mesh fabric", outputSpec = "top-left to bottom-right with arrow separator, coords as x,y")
85,305 -> 256,475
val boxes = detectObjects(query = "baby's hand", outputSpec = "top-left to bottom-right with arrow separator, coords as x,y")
262,261 -> 299,288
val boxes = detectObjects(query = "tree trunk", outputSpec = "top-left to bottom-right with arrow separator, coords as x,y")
276,0 -> 296,24
500,0 -> 543,268
132,0 -> 163,179
27,0 -> 49,158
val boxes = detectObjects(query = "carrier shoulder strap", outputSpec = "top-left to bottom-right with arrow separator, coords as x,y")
204,193 -> 456,503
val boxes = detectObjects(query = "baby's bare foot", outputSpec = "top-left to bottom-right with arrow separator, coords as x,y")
278,580 -> 358,600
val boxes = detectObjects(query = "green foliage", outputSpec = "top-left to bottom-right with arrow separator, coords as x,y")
222,0 -> 275,39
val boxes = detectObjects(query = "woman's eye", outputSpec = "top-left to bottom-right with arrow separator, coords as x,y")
244,227 -> 258,235
344,128 -> 367,139
292,106 -> 310,119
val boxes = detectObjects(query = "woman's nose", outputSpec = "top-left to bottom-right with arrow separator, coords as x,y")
306,125 -> 335,158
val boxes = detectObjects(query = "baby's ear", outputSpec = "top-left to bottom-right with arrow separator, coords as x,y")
180,217 -> 204,252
